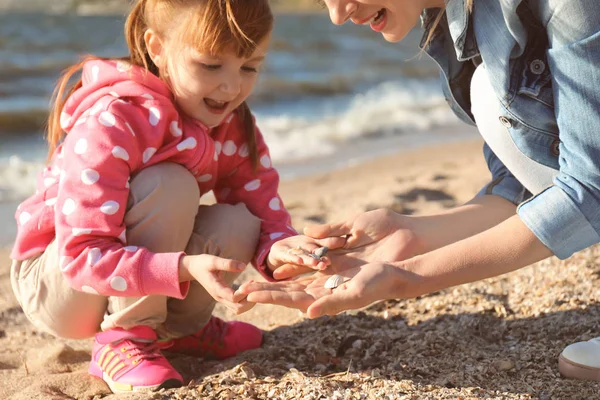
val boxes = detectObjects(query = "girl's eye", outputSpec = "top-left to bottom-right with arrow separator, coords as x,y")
200,63 -> 221,71
241,66 -> 259,73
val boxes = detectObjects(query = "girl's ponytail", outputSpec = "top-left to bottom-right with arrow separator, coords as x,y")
236,101 -> 259,172
46,58 -> 89,160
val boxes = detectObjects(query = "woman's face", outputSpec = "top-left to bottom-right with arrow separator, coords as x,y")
322,0 -> 434,42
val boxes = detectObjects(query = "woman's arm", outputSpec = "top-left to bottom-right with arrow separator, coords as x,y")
305,213 -> 552,318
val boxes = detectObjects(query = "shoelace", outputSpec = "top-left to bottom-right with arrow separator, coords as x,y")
118,340 -> 163,364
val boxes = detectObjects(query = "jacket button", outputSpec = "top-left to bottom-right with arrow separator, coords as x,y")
499,116 -> 513,128
530,59 -> 545,75
551,139 -> 560,156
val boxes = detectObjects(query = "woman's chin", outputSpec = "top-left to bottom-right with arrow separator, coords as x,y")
382,29 -> 410,43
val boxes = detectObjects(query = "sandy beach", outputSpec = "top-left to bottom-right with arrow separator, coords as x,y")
1,138 -> 599,399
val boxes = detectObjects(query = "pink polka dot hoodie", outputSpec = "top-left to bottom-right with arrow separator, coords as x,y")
11,59 -> 297,299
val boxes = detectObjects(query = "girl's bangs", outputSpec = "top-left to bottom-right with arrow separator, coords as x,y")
177,1 -> 273,57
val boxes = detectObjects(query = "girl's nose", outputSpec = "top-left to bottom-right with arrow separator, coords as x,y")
220,76 -> 241,96
327,0 -> 358,25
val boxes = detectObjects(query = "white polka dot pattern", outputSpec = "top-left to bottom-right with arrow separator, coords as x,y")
81,169 -> 100,185
244,179 -> 261,191
91,65 -> 100,82
143,148 -> 156,164
87,248 -> 102,266
89,103 -> 103,116
123,246 -> 138,252
269,197 -> 281,211
222,141 -> 237,156
112,146 -> 129,161
44,178 -> 57,187
74,139 -> 88,155
260,155 -> 272,168
149,107 -> 161,126
170,121 -> 183,137
62,199 -> 76,215
270,232 -> 284,240
177,137 -> 197,152
19,212 -> 31,225
197,174 -> 212,183
73,228 -> 92,236
60,112 -> 71,130
100,201 -> 120,215
110,276 -> 128,291
99,111 -> 116,127
45,198 -> 57,207
238,144 -> 249,158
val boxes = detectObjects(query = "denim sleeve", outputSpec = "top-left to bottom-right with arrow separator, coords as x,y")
517,0 -> 600,259
477,142 -> 531,205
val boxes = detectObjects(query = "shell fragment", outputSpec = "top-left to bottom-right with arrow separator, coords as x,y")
324,274 -> 345,289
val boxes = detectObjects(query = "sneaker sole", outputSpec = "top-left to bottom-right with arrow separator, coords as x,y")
89,362 -> 182,393
558,354 -> 600,381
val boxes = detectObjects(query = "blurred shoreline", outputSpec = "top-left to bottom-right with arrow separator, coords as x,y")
0,0 -> 323,15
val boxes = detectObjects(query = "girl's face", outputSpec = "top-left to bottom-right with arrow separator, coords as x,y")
147,30 -> 270,128
322,0 -> 434,43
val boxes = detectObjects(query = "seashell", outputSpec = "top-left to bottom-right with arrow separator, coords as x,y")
314,246 -> 329,258
324,274 -> 345,289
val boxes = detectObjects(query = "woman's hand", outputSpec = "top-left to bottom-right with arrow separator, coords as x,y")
236,259 -> 429,318
303,208 -> 424,270
179,254 -> 255,314
266,234 -> 346,280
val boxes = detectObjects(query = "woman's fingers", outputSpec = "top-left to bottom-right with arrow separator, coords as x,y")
303,220 -> 352,239
273,264 -> 315,280
246,290 -> 313,311
306,283 -> 363,318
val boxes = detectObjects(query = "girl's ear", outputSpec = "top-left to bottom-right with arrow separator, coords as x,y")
144,29 -> 164,67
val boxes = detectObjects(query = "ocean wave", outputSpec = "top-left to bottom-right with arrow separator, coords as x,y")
257,79 -> 459,162
250,76 -> 353,104
0,107 -> 48,134
0,156 -> 41,203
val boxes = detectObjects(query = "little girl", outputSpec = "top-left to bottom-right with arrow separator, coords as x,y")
9,0 -> 337,393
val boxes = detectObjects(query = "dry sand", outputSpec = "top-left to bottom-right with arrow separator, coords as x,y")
1,139 -> 599,399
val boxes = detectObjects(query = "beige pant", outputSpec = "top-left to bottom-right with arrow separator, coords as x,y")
11,163 -> 261,340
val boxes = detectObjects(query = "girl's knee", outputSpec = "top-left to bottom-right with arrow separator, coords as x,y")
129,163 -> 200,214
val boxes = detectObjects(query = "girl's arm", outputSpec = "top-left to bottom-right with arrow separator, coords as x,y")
213,116 -> 297,280
55,98 -> 189,299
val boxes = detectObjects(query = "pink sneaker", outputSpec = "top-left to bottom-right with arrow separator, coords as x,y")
88,326 -> 183,393
167,316 -> 263,360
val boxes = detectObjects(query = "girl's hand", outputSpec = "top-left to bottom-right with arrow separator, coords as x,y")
179,255 -> 255,314
266,235 -> 346,280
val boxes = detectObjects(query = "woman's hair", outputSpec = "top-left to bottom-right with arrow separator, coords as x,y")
47,0 -> 273,170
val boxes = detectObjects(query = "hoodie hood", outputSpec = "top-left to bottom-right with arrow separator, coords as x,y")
60,59 -> 174,132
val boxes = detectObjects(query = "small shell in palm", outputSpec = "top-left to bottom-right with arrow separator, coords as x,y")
324,274 -> 345,289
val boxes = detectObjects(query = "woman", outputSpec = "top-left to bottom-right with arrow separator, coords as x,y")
237,0 -> 600,382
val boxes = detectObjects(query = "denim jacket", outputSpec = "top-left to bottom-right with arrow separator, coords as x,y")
421,0 -> 600,259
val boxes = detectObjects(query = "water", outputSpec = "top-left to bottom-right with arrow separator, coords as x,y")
0,11 -> 473,245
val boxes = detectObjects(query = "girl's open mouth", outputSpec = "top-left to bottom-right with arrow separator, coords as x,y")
204,98 -> 229,115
